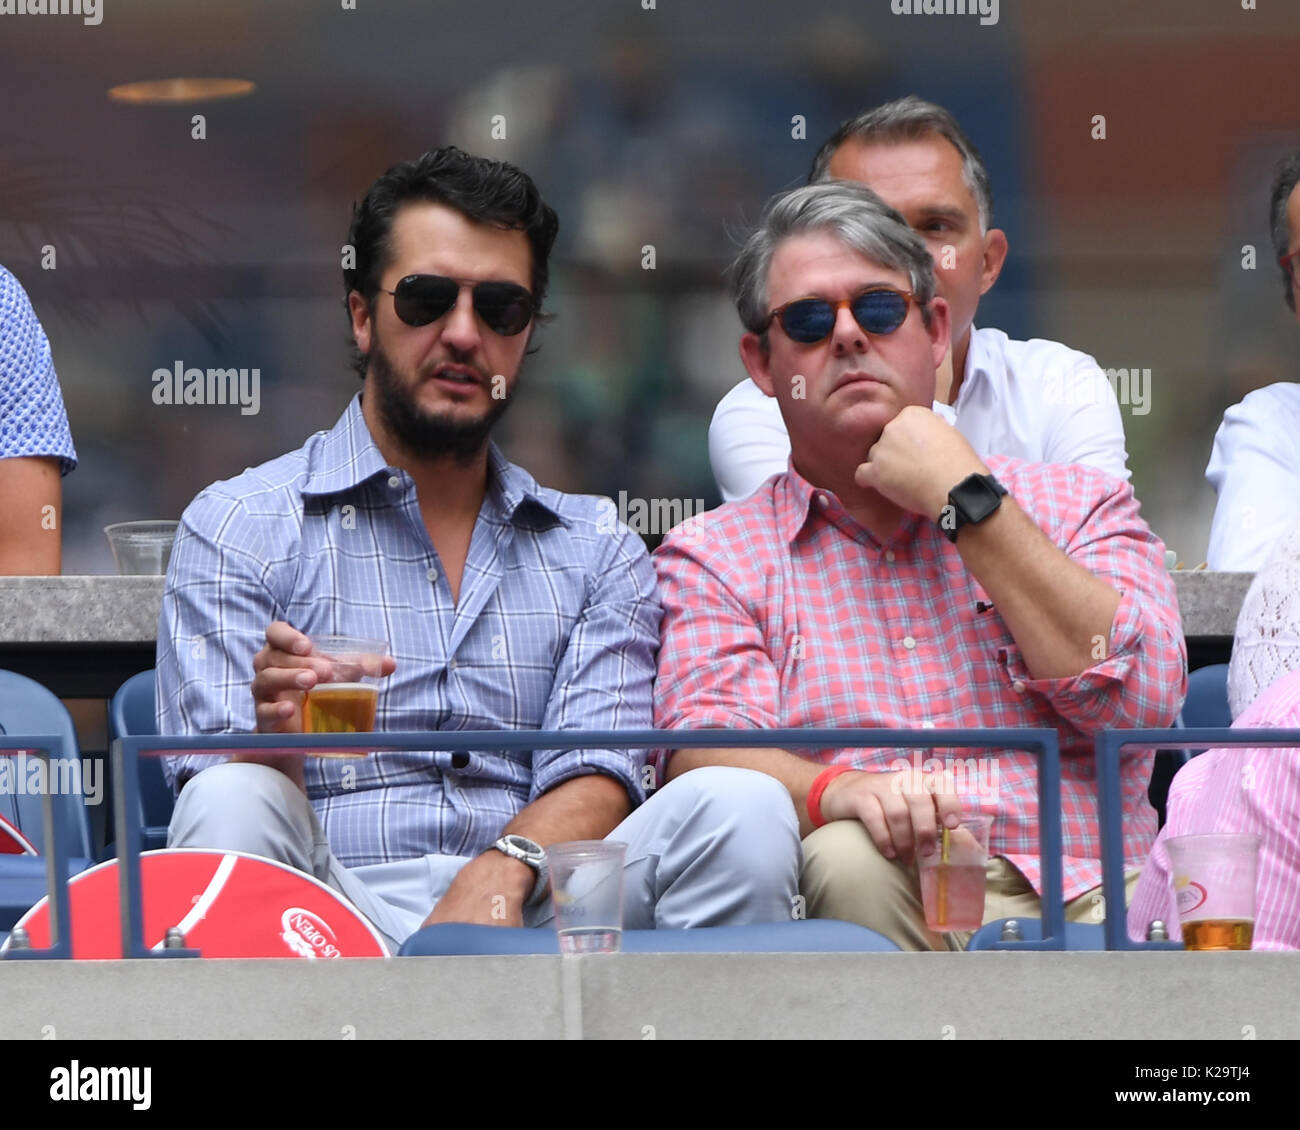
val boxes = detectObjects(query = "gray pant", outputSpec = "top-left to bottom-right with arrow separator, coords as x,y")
168,763 -> 801,949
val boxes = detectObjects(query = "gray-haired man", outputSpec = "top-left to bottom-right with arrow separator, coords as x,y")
709,96 -> 1130,502
656,182 -> 1184,950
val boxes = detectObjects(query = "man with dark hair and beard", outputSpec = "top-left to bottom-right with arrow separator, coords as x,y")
156,148 -> 799,949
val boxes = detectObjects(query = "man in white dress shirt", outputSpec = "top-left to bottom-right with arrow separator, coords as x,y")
709,96 -> 1130,502
1205,149 -> 1300,572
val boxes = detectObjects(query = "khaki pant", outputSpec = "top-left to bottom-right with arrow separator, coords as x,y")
801,820 -> 1140,951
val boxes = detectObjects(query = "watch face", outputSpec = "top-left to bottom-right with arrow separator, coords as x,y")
503,834 -> 543,861
953,475 -> 1005,522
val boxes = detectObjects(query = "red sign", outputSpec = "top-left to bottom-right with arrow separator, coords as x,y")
0,812 -> 37,855
4,849 -> 390,958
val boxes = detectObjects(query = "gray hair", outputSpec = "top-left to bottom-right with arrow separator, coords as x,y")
730,181 -> 937,341
809,95 -> 994,235
1269,148 -> 1300,312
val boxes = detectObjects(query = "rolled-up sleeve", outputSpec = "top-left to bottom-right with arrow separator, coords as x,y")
1000,472 -> 1186,732
530,523 -> 661,805
652,527 -> 781,777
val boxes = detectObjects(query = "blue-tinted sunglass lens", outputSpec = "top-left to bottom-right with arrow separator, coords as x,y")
851,290 -> 908,334
780,299 -> 836,343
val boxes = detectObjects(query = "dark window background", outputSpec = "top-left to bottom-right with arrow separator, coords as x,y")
3,0 -> 1298,571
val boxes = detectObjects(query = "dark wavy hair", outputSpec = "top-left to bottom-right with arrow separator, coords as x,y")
1269,148 -> 1300,312
344,146 -> 559,377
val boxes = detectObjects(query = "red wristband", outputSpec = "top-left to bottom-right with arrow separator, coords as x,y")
806,765 -> 854,829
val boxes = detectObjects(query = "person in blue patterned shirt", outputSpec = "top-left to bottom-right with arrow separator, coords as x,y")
0,265 -> 77,574
158,147 -> 799,947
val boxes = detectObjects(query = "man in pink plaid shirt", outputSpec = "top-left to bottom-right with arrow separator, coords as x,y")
653,181 -> 1186,950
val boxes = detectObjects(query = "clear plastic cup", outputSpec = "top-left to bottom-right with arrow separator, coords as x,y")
104,521 -> 179,575
916,813 -> 993,932
1165,833 -> 1260,950
546,840 -> 627,954
301,635 -> 388,756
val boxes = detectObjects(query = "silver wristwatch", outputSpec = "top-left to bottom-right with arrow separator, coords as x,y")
491,833 -> 550,907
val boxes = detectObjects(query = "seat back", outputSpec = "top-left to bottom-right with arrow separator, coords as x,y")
399,920 -> 902,956
107,670 -> 173,848
1151,663 -> 1235,825
0,669 -> 92,859
1180,663 -> 1232,729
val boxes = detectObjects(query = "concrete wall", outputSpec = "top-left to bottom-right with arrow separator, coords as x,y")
2,953 -> 1296,1040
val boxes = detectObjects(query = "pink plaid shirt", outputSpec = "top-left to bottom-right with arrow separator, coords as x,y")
653,455 -> 1186,900
1127,669 -> 1300,949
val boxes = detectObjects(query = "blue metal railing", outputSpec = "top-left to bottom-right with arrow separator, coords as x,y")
0,736 -> 79,960
95,727 -> 1066,959
1095,727 -> 1300,950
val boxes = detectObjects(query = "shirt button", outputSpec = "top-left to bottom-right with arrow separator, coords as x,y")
448,659 -> 459,672
884,550 -> 896,563
1012,679 -> 1026,693
817,493 -> 830,508
388,475 -> 401,489
902,636 -> 916,650
426,567 -> 438,582
921,720 -> 935,729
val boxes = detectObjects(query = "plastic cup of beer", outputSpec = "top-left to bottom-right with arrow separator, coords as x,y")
1165,833 -> 1260,950
545,840 -> 626,955
916,813 -> 993,933
301,635 -> 388,756
104,520 -> 179,575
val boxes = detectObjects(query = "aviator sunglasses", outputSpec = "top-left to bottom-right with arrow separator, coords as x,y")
765,285 -> 917,344
379,274 -> 536,336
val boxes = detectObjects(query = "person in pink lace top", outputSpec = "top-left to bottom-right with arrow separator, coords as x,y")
1128,520 -> 1300,949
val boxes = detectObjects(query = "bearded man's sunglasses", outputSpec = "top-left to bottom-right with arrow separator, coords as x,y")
379,274 -> 536,336
765,285 -> 917,344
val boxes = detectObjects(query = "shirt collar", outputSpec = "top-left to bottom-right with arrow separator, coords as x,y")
955,324 -> 993,408
301,392 -> 566,526
776,456 -> 925,547
775,458 -> 821,544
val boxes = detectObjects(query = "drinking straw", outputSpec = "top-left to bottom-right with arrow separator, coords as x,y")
937,826 -> 950,927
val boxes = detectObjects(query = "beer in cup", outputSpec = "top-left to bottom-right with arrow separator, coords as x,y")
1165,833 -> 1260,950
301,635 -> 388,755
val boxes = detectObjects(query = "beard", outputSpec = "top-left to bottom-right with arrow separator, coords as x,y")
366,330 -> 514,465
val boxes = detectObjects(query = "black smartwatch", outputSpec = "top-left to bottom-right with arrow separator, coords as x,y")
941,473 -> 1008,543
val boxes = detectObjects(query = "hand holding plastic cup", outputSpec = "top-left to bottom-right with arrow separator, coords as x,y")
916,813 -> 993,933
545,840 -> 626,954
301,635 -> 389,755
1165,833 -> 1260,950
105,521 -> 179,575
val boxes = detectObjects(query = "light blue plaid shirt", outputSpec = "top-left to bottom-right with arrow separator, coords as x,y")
156,394 -> 660,867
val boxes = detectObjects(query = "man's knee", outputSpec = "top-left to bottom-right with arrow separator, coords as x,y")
654,766 -> 800,886
169,761 -> 310,850
801,819 -> 901,896
657,766 -> 798,841
174,761 -> 300,812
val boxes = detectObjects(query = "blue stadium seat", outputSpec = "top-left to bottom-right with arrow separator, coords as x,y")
399,919 -> 902,955
965,917 -> 1106,951
0,670 -> 94,930
1151,663 -> 1234,826
107,670 -> 173,853
1179,663 -> 1232,730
